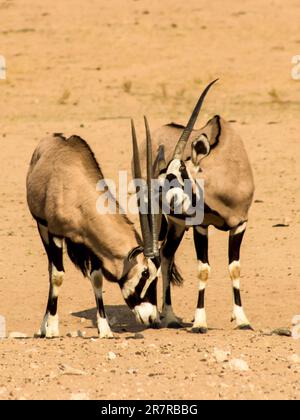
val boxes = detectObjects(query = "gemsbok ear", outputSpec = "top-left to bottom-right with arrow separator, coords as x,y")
203,115 -> 222,148
128,246 -> 144,262
191,134 -> 211,167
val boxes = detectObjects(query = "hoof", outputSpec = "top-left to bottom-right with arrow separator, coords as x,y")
150,322 -> 162,330
192,327 -> 208,334
236,324 -> 254,331
160,318 -> 183,329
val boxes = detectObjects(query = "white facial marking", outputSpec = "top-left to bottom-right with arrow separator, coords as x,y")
39,313 -> 59,338
97,314 -> 114,339
193,308 -> 208,329
133,302 -> 159,326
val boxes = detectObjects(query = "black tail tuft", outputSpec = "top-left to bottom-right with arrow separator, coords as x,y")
169,262 -> 184,286
65,238 -> 91,277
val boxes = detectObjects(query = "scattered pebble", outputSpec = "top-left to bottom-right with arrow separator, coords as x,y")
213,348 -> 231,363
229,358 -> 249,372
59,364 -> 87,376
70,392 -> 89,400
0,387 -> 7,397
8,332 -> 27,339
271,328 -> 292,337
107,352 -> 117,361
126,368 -> 138,375
288,354 -> 300,365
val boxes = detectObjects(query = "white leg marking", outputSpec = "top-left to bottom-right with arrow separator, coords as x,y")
53,237 -> 63,248
97,314 -> 114,339
229,261 -> 250,327
230,222 -> 247,236
39,313 -> 59,338
192,261 -> 211,329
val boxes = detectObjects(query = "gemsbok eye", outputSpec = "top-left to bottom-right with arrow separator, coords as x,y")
142,269 -> 150,279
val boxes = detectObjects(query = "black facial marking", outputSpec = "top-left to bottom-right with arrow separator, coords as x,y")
194,140 -> 209,156
233,287 -> 242,307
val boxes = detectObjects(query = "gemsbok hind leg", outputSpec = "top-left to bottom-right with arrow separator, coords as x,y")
229,222 -> 253,330
38,224 -> 64,338
192,226 -> 210,334
89,255 -> 113,339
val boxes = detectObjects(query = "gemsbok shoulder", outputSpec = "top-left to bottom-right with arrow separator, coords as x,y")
138,80 -> 255,332
26,131 -> 160,339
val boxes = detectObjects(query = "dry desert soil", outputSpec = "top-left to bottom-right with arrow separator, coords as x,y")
0,0 -> 300,400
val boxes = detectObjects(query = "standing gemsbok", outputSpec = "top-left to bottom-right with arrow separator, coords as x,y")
26,131 -> 160,339
138,80 -> 255,332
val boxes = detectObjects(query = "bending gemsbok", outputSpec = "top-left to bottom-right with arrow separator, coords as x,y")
138,80 -> 255,332
26,132 -> 160,338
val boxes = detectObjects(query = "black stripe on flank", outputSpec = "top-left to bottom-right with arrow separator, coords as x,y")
233,287 -> 242,307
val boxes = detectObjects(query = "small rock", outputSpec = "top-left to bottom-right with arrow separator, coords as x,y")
77,330 -> 86,338
126,368 -> 138,375
271,328 -> 292,337
229,358 -> 249,372
0,387 -> 7,396
118,341 -> 129,350
107,351 -> 117,361
70,392 -> 89,400
134,333 -> 144,340
66,331 -> 79,338
213,348 -> 231,363
8,332 -> 27,339
288,354 -> 300,365
59,364 -> 87,376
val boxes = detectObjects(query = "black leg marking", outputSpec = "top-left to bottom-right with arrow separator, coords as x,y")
229,230 -> 245,265
229,226 -> 252,331
192,227 -> 210,334
37,225 -> 64,338
160,222 -> 185,328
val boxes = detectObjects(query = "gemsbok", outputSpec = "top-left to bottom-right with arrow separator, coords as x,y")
138,80 -> 255,332
26,131 -> 161,339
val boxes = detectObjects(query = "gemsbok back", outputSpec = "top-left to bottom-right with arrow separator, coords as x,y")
26,131 -> 160,339
138,80 -> 255,332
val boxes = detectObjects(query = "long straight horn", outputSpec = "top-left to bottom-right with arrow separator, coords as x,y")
144,116 -> 159,257
173,79 -> 218,160
131,119 -> 153,257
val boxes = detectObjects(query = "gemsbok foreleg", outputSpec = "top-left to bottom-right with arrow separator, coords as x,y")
192,226 -> 210,334
38,224 -> 64,338
229,222 -> 253,330
88,255 -> 113,339
160,221 -> 185,328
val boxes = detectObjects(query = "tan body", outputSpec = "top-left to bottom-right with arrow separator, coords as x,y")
27,134 -> 159,339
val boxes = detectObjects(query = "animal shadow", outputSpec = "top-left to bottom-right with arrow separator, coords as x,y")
72,305 -> 145,334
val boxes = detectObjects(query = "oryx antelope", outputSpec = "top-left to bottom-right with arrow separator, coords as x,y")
26,132 -> 160,339
138,80 -> 255,332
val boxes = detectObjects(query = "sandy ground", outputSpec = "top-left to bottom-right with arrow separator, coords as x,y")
0,0 -> 300,400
